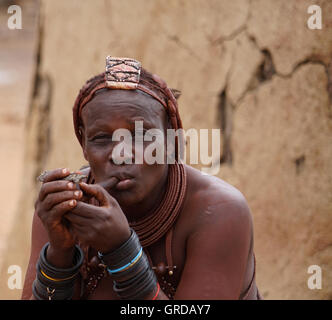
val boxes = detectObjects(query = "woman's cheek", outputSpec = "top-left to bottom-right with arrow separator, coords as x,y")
84,148 -> 107,178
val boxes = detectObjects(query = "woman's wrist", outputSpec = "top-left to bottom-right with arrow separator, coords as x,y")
46,244 -> 75,269
32,242 -> 84,300
98,226 -> 132,254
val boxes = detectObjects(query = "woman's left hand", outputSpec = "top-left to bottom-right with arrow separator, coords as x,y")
65,179 -> 131,253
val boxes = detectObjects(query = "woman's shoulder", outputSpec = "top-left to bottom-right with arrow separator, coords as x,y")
180,164 -> 253,235
184,164 -> 250,210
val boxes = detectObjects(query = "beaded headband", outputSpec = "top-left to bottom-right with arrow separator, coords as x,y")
78,56 -> 172,118
105,56 -> 141,90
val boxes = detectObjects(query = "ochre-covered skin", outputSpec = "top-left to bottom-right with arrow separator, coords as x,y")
22,79 -> 260,300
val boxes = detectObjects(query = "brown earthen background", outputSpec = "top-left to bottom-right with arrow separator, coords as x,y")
0,0 -> 331,299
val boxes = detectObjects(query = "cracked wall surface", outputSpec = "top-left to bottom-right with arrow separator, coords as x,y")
2,0 -> 332,299
230,63 -> 332,299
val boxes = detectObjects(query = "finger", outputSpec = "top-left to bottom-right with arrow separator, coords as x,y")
70,225 -> 90,246
65,221 -> 89,239
77,178 -> 118,204
39,180 -> 77,202
38,168 -> 70,183
49,199 -> 78,220
79,182 -> 113,207
43,190 -> 83,210
64,222 -> 80,243
97,177 -> 119,190
69,200 -> 104,218
78,178 -> 118,204
65,212 -> 91,226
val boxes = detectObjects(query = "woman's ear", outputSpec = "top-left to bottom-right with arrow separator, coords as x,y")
170,88 -> 181,100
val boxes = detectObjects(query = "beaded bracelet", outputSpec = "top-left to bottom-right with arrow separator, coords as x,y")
98,229 -> 158,300
98,229 -> 142,270
113,265 -> 157,300
32,243 -> 84,300
108,247 -> 143,274
38,243 -> 84,280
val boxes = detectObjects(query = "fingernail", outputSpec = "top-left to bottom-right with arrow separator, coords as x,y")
62,168 -> 69,174
74,191 -> 81,197
67,182 -> 74,189
69,200 -> 76,206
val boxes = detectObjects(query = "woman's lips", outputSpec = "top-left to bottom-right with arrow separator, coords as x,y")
115,178 -> 135,191
97,175 -> 135,192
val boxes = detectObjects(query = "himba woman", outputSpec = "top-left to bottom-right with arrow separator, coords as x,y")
22,56 -> 262,300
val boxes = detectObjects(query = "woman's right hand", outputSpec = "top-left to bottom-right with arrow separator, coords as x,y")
34,168 -> 83,267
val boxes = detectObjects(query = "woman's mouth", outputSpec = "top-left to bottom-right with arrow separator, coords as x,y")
97,174 -> 135,192
115,178 -> 135,191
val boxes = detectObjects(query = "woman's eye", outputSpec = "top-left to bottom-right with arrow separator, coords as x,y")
90,134 -> 111,142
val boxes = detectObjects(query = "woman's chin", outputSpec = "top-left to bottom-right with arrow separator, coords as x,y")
110,188 -> 144,208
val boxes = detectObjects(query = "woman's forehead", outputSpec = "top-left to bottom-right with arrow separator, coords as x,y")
81,89 -> 167,125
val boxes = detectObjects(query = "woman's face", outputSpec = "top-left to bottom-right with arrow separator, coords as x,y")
80,89 -> 169,212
